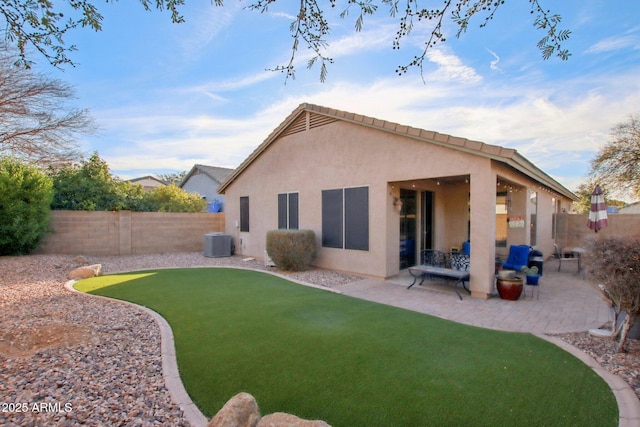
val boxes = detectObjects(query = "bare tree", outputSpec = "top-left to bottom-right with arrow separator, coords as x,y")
0,47 -> 95,166
589,114 -> 640,200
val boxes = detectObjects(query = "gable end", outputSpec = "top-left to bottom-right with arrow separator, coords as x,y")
281,111 -> 338,137
309,112 -> 338,129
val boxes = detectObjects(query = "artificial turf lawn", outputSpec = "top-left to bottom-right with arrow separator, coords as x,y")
76,268 -> 618,426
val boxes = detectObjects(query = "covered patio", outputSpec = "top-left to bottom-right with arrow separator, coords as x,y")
390,165 -> 574,300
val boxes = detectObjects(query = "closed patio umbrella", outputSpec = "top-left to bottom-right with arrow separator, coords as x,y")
587,185 -> 608,232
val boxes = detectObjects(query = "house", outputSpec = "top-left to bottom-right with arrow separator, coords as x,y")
128,175 -> 167,191
217,103 -> 578,299
180,164 -> 234,212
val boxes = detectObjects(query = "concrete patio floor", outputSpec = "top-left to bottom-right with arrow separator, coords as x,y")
337,258 -> 611,334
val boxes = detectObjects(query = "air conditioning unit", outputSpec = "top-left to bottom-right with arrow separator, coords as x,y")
203,233 -> 233,257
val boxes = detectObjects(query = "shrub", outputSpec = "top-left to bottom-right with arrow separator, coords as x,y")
49,152 -> 206,212
266,230 -> 317,271
141,184 -> 208,212
584,236 -> 640,352
49,152 -> 133,211
0,157 -> 54,255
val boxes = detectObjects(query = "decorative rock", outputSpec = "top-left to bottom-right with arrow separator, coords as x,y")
208,392 -> 261,427
73,255 -> 89,265
589,328 -> 613,338
68,264 -> 102,280
257,413 -> 331,427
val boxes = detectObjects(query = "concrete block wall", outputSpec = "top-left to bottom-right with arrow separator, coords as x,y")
35,211 -> 225,256
554,213 -> 640,251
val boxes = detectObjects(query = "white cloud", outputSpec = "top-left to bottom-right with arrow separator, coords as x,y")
586,26 -> 640,54
424,48 -> 482,84
180,70 -> 279,94
175,2 -> 245,63
270,11 -> 296,20
587,35 -> 639,54
325,22 -> 396,58
487,49 -> 501,71
91,28 -> 640,194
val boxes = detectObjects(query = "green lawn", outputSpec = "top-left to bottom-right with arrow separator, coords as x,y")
76,268 -> 618,427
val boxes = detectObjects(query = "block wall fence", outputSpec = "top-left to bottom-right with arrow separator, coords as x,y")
33,211 -> 640,258
35,211 -> 225,256
554,213 -> 640,251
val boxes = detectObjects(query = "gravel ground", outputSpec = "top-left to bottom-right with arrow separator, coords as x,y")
0,253 -> 359,427
1,253 -> 638,427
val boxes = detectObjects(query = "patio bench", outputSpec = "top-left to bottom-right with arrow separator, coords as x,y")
408,252 -> 471,300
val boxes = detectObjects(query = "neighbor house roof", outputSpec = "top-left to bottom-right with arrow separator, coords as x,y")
218,103 -> 578,201
180,164 -> 234,188
129,175 -> 167,185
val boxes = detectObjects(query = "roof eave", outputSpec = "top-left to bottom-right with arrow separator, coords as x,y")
218,104 -> 309,193
217,103 -> 579,202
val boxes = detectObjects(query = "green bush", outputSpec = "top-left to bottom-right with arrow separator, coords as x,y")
0,157 -> 54,255
141,184 -> 207,212
49,152 -> 205,212
266,229 -> 317,271
49,152 -> 134,211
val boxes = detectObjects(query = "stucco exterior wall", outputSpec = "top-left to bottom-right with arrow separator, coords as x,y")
224,120 -> 499,279
182,174 -> 226,210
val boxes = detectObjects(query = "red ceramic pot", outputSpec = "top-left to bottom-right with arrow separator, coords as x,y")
497,277 -> 523,300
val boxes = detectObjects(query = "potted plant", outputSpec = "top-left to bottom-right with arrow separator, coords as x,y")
496,270 -> 523,300
522,266 -> 540,285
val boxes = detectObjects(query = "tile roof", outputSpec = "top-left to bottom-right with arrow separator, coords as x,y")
218,103 -> 577,201
181,164 -> 234,187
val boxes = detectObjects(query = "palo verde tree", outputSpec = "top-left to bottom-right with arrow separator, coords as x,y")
589,114 -> 640,201
0,156 -> 54,255
0,46 -> 95,166
1,1 -> 570,80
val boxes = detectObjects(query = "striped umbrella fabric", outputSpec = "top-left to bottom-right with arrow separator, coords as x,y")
587,185 -> 608,232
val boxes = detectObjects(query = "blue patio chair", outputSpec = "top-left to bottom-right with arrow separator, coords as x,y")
462,241 -> 470,255
502,245 -> 531,271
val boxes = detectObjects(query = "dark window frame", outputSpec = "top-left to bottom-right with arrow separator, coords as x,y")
240,196 -> 250,232
322,186 -> 369,251
322,189 -> 343,248
278,192 -> 299,230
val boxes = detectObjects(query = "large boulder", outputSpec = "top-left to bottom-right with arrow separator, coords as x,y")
68,264 -> 102,280
257,413 -> 331,427
208,392 -> 261,427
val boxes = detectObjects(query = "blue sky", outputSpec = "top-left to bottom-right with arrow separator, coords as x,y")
36,1 -> 640,197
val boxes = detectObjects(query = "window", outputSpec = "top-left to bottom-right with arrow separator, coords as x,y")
278,192 -> 299,229
530,191 -> 538,246
495,191 -> 508,247
240,196 -> 249,232
322,189 -> 343,248
322,186 -> 369,250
